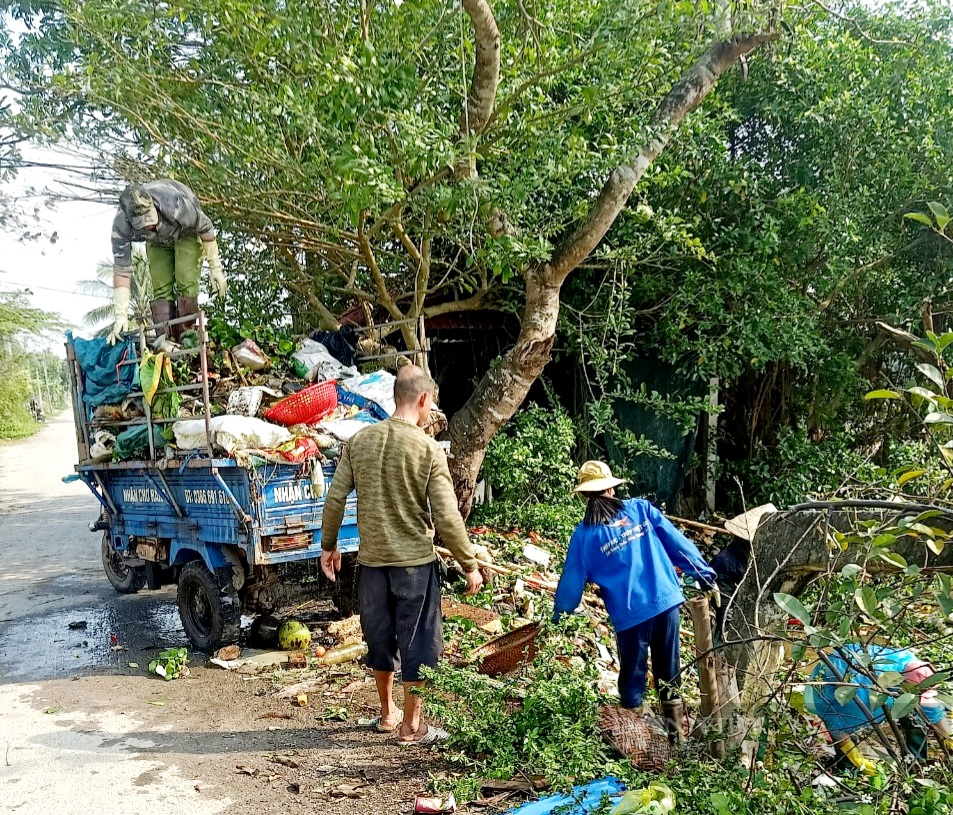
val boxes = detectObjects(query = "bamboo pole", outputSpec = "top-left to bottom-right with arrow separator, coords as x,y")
689,596 -> 726,759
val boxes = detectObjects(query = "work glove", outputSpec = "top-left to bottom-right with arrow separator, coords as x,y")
106,286 -> 132,345
705,582 -> 721,608
202,238 -> 227,298
841,738 -> 878,776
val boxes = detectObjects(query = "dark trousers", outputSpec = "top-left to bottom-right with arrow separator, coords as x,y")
616,604 -> 681,708
358,562 -> 443,683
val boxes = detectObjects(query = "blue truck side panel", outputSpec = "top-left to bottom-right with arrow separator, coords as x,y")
81,459 -> 359,570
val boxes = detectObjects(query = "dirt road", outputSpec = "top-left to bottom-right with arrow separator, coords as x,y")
0,413 -> 433,814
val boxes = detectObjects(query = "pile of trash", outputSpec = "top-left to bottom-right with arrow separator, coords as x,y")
71,328 -> 447,466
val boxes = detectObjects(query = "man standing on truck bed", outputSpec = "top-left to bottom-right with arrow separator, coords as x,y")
107,179 -> 228,345
321,365 -> 483,745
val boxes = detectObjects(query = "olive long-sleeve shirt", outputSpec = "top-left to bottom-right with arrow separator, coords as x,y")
320,417 -> 477,573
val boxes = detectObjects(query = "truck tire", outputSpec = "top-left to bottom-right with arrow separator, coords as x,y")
101,534 -> 146,594
333,557 -> 361,618
177,561 -> 241,651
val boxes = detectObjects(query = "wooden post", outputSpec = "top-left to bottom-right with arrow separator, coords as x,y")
689,596 -> 726,759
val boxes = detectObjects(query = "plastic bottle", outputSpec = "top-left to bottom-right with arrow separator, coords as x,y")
318,641 -> 368,666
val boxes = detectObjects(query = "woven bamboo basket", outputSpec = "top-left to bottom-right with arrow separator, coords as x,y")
471,622 -> 540,676
598,706 -> 672,771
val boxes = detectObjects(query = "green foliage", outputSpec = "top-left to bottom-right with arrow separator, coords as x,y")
422,622 -> 615,801
481,404 -> 577,505
0,291 -> 66,439
728,427 -> 873,508
148,647 -> 189,680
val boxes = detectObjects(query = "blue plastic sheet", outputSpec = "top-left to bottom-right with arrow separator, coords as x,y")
505,777 -> 626,815
69,331 -> 138,408
804,645 -> 945,736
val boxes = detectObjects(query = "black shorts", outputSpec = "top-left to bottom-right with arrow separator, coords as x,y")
358,562 -> 443,682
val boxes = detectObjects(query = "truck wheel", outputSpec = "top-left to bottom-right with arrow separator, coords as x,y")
102,534 -> 146,594
177,561 -> 241,651
333,558 -> 361,618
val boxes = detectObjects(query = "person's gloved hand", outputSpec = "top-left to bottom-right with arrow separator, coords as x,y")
106,286 -> 132,345
202,238 -> 227,298
842,739 -> 878,776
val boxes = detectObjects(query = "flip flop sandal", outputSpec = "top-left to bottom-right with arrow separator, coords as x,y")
358,715 -> 403,732
398,725 -> 450,746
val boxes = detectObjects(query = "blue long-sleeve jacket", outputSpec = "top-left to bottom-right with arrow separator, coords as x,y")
553,499 -> 717,632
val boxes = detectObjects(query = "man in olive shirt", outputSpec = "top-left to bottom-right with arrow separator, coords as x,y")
321,365 -> 483,744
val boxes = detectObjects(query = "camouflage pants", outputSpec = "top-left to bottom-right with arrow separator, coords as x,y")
147,237 -> 202,299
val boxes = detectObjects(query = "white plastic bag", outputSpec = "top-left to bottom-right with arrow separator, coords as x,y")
226,386 -> 281,417
173,416 -> 292,452
319,412 -> 379,441
292,339 -> 358,382
339,370 -> 396,417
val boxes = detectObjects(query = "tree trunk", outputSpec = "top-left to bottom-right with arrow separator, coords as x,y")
448,31 -> 777,516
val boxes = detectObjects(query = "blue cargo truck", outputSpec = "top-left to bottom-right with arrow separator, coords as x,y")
66,312 -> 359,651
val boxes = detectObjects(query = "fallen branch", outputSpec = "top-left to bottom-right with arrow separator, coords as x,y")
667,515 -> 727,536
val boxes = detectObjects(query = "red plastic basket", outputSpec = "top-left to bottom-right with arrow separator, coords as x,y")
263,381 -> 338,426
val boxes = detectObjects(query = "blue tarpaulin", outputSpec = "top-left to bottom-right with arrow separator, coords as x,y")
69,332 -> 139,409
505,777 -> 626,815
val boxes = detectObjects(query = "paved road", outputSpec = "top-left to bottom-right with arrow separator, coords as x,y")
0,412 -> 230,814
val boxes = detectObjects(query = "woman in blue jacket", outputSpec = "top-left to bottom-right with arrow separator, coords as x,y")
553,461 -> 717,741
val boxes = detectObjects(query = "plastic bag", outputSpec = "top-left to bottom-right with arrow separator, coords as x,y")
338,370 -> 396,417
611,784 -> 675,815
230,339 -> 270,371
173,415 -> 292,453
89,430 -> 116,461
319,411 -> 378,441
292,339 -> 358,382
227,386 -> 281,417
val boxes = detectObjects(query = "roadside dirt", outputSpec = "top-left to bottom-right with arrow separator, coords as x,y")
27,666 -> 439,814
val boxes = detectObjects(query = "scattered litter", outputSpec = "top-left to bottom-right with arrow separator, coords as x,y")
278,620 -> 312,651
295,693 -> 309,707
522,543 -> 552,568
611,784 -> 675,815
274,680 -> 324,700
317,641 -> 367,666
270,755 -> 301,769
128,662 -> 139,668
235,765 -> 259,777
67,621 -> 87,630
330,783 -> 367,799
148,700 -> 167,707
215,644 -> 241,661
327,615 -> 362,643
318,706 -> 349,721
231,339 -> 270,370
287,651 -> 309,669
258,713 -> 294,720
314,645 -> 327,658
415,794 -> 457,813
44,706 -> 61,715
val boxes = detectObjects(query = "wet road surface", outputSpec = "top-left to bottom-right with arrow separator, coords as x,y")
0,413 -> 188,681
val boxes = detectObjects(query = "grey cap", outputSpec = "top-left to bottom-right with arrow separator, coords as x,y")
119,184 -> 158,230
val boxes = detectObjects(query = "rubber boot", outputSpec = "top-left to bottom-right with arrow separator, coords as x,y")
661,699 -> 685,747
150,299 -> 175,332
173,295 -> 199,341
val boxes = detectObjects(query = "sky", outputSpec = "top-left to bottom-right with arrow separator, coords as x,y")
0,148 -> 117,351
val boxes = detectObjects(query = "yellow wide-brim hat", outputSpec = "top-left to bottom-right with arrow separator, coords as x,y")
574,460 -> 626,493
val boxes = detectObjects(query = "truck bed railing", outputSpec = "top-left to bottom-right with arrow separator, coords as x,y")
67,310 -> 216,465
